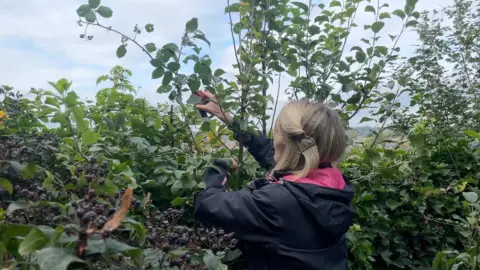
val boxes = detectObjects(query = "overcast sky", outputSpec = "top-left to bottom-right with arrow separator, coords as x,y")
0,0 -> 453,126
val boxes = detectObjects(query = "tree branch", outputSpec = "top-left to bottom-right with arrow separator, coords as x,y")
82,21 -> 155,60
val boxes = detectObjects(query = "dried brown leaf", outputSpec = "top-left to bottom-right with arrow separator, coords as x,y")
101,187 -> 133,232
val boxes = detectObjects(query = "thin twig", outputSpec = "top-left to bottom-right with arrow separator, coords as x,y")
304,0 -> 314,98
367,0 -> 381,68
269,73 -> 282,137
209,126 -> 234,153
82,21 -> 154,60
226,0 -> 244,75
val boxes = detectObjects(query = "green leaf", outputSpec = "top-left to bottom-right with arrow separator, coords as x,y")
71,106 -> 87,132
330,0 -> 341,7
186,18 -> 198,32
225,3 -> 240,12
214,69 -> 226,77
187,95 -> 202,105
0,223 -> 32,246
291,2 -> 309,13
145,23 -> 154,33
308,25 -> 321,35
45,97 -> 61,108
347,93 -> 361,104
162,71 -> 173,86
355,51 -> 366,63
145,43 -> 157,53
43,170 -> 55,192
9,161 -> 24,174
411,11 -> 420,19
203,250 -> 227,270
315,15 -> 330,23
152,67 -> 165,79
19,228 -> 49,256
392,9 -> 406,19
465,130 -> 480,140
105,239 -> 143,267
376,46 -> 389,56
0,178 -> 13,194
184,55 -> 200,64
221,249 -> 243,265
97,6 -> 113,18
23,163 -> 37,179
406,0 -> 418,9
385,199 -> 401,210
81,130 -> 100,146
462,192 -> 479,203
366,149 -> 381,165
338,61 -> 349,72
406,20 -> 418,27
194,62 -> 212,78
379,12 -> 391,19
171,197 -> 186,206
365,5 -> 376,13
76,5 -> 91,17
84,11 -> 96,23
163,43 -> 180,53
35,247 -> 85,270
188,75 -> 201,92
193,34 -> 211,47
360,117 -> 373,123
123,218 -> 147,245
64,91 -> 79,107
116,45 -> 127,58
408,134 -> 424,147
287,64 -> 298,76
88,0 -> 101,9
269,61 -> 285,72
350,46 -> 363,52
314,15 -> 329,23
6,201 -> 25,215
150,59 -> 163,68
371,21 -> 385,33
167,62 -> 181,72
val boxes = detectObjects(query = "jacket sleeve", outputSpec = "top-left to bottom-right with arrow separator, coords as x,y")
229,120 -> 275,170
194,160 -> 282,243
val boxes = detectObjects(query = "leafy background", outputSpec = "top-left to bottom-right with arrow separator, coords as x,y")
0,0 -> 479,269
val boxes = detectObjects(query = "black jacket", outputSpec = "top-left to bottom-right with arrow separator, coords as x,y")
194,128 -> 354,270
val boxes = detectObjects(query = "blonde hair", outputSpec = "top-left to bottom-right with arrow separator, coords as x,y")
272,100 -> 346,178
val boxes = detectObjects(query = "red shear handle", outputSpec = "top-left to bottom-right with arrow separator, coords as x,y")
192,91 -> 209,117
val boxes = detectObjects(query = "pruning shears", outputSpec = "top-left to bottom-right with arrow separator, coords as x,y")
191,90 -> 210,118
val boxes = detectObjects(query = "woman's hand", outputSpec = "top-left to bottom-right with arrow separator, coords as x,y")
195,91 -> 233,124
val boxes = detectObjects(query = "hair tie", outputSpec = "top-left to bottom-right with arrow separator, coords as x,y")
299,136 -> 316,153
301,144 -> 316,153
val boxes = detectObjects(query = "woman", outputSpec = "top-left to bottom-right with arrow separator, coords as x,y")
194,92 -> 354,270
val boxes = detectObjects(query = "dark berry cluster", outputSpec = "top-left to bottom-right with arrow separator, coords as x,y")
72,158 -> 108,187
69,189 -> 113,231
0,132 -> 59,164
143,208 -> 238,269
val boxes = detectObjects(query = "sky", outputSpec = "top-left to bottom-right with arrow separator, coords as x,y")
0,0 -> 453,126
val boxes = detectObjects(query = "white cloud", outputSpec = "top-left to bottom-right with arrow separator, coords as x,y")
0,0 -> 230,103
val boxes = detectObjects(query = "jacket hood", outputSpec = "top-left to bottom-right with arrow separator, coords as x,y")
280,168 -> 354,237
